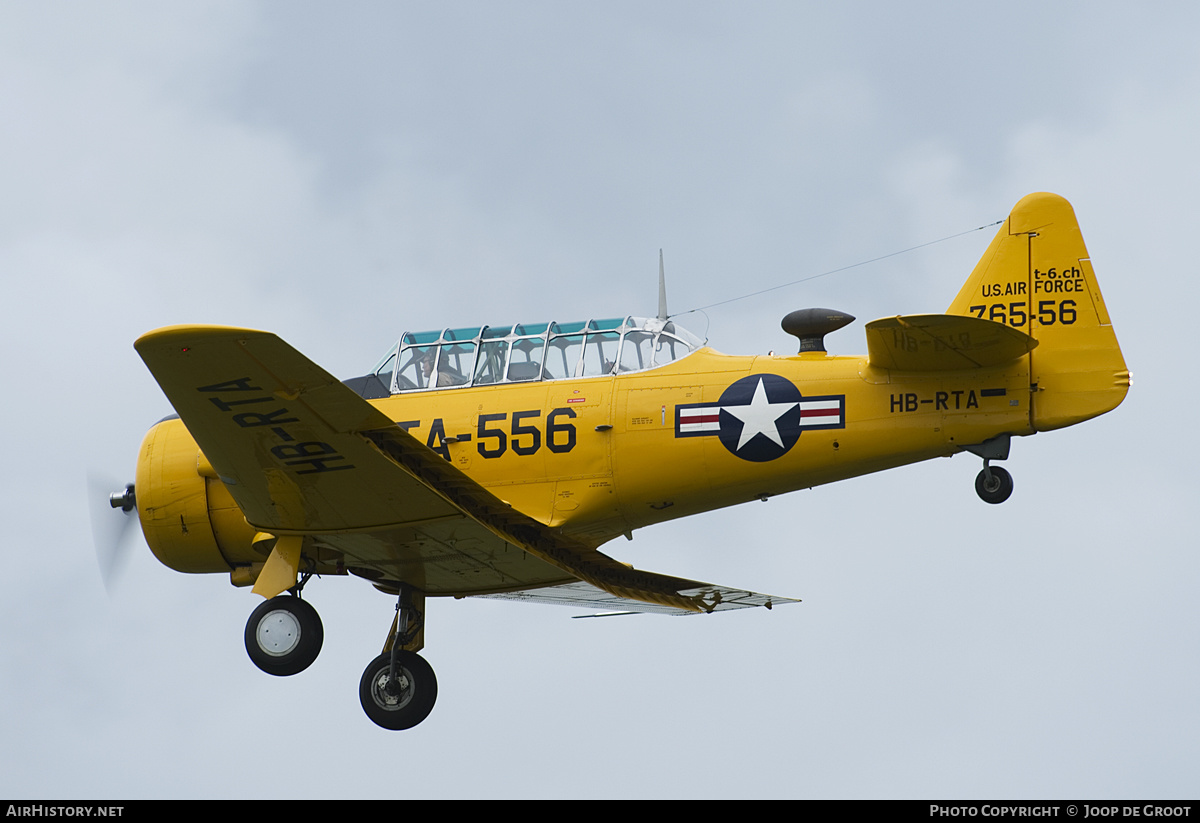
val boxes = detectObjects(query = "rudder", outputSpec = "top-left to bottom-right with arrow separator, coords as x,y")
948,193 -> 1129,431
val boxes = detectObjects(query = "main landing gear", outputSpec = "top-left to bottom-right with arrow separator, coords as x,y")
359,650 -> 437,731
242,582 -> 437,729
359,585 -> 437,731
245,593 -> 324,676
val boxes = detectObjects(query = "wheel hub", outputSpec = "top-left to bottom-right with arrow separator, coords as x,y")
256,609 -> 302,657
374,667 -> 414,710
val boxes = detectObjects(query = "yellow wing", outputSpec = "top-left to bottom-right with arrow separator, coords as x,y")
135,325 -> 797,615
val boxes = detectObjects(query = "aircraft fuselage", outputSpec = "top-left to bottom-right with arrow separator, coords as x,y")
361,346 -> 1033,544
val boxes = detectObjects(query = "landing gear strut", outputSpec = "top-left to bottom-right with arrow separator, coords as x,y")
359,585 -> 437,730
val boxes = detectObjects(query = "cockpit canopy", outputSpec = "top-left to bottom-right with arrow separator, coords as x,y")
371,316 -> 705,394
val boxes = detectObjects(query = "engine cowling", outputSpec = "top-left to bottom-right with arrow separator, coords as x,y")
135,417 -> 258,574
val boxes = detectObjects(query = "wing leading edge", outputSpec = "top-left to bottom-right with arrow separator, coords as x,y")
135,325 -> 797,615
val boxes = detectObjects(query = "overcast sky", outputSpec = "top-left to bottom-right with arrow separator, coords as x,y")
3,0 -> 1197,799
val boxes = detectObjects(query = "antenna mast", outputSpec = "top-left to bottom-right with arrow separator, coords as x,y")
657,249 -> 668,321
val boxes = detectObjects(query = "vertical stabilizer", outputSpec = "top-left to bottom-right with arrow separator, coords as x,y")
948,193 -> 1129,431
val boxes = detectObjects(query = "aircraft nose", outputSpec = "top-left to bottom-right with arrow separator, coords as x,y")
109,483 -> 136,513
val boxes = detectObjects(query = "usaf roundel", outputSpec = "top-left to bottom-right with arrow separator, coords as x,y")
675,374 -> 846,462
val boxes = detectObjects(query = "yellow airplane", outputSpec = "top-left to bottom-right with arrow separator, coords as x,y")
109,192 -> 1127,730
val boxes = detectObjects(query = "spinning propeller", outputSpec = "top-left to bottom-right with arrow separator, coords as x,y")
87,473 -> 137,592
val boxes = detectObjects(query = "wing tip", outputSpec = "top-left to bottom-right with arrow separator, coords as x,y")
134,324 -> 271,352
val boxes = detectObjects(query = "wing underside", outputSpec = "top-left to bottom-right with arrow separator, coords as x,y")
477,580 -> 794,616
135,325 -> 797,615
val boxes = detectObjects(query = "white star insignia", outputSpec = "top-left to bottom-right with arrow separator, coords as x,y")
722,377 -> 798,451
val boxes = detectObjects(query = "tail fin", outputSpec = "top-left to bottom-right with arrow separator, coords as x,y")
948,193 -> 1130,431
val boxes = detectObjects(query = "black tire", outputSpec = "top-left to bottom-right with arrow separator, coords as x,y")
244,595 -> 323,676
359,650 -> 438,731
975,466 -> 1014,504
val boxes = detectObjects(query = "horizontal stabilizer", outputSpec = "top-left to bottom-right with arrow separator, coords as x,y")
865,314 -> 1037,372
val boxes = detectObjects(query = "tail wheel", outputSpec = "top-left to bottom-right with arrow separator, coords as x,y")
975,466 -> 1014,504
245,595 -> 324,676
359,650 -> 438,730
